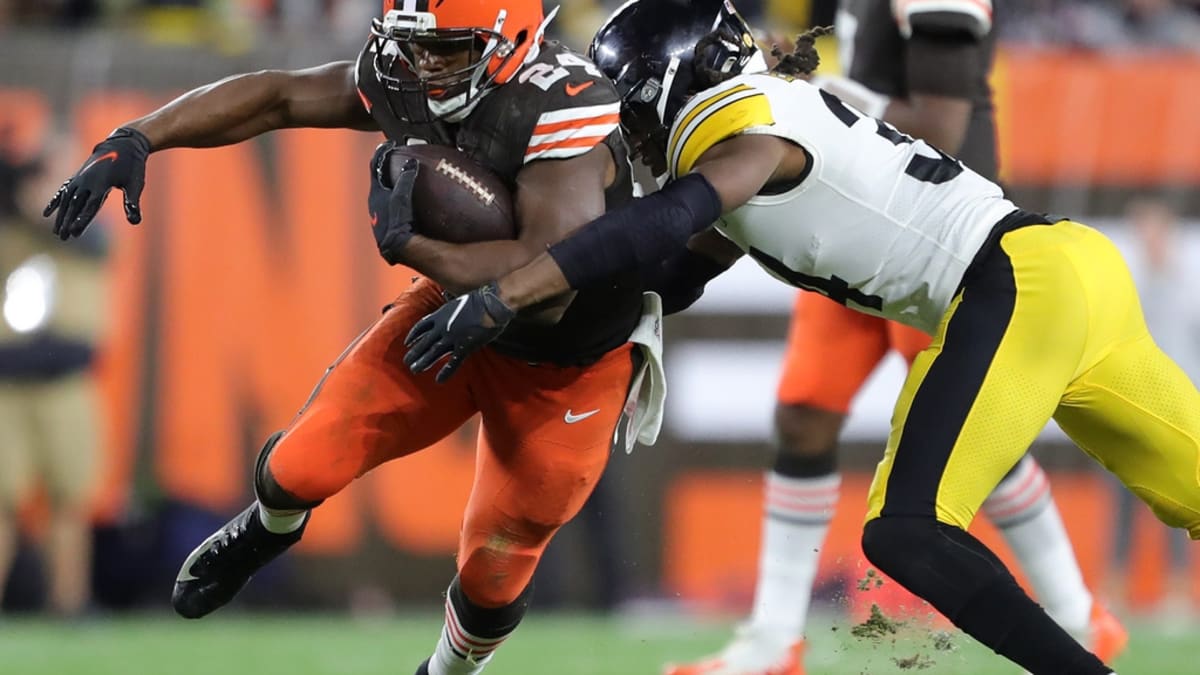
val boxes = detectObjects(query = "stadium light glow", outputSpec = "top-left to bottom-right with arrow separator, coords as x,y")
3,254 -> 57,334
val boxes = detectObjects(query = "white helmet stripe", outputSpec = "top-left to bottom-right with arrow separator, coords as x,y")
656,56 -> 681,124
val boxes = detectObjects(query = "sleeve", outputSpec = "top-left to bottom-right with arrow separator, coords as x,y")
666,80 -> 775,177
905,32 -> 986,99
522,71 -> 622,164
893,0 -> 993,40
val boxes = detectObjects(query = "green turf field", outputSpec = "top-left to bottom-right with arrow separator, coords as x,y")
0,611 -> 1191,674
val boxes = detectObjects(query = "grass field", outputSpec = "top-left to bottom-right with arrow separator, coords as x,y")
0,610 -> 1193,674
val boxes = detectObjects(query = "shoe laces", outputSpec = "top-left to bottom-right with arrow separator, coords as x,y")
198,512 -> 258,570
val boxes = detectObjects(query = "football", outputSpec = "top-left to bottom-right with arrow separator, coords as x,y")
384,143 -> 517,243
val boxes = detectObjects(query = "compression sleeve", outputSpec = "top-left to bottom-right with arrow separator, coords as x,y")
546,172 -> 723,290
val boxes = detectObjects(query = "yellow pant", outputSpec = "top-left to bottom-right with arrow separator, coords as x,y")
866,220 -> 1200,537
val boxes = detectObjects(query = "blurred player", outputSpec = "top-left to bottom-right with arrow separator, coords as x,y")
44,2 -> 664,673
663,1 -> 1126,672
403,1 -> 1200,673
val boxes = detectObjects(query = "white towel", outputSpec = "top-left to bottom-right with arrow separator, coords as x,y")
616,292 -> 667,453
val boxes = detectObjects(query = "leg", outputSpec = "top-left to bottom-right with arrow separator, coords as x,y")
668,292 -> 893,675
892,308 -> 1126,657
422,345 -> 634,675
863,224 -> 1111,674
173,280 -> 477,619
0,382 -> 35,610
1054,335 -> 1200,539
35,373 -> 101,616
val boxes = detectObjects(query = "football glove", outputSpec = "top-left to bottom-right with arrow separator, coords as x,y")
368,142 -> 417,265
44,127 -> 151,240
403,281 -> 515,383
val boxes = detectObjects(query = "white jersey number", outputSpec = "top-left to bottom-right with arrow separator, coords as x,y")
819,89 -> 965,184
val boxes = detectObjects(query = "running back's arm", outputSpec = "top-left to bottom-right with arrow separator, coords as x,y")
130,61 -> 377,151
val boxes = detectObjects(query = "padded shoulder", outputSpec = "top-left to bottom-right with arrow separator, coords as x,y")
667,75 -> 776,176
893,0 -> 993,40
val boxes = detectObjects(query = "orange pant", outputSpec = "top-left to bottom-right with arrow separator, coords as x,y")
776,291 -> 931,414
268,279 -> 635,607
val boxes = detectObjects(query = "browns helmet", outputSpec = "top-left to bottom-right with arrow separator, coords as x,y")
368,0 -> 553,123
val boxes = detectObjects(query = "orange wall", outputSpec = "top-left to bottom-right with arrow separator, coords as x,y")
994,49 -> 1200,185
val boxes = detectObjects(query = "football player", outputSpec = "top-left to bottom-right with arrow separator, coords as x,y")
665,1 -> 1125,673
44,2 -> 663,674
403,1 -> 1200,673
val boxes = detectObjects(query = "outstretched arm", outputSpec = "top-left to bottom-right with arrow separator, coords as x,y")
45,62 -> 374,238
130,61 -> 374,149
498,132 -> 792,310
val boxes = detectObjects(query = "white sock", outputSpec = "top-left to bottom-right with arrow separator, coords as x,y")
257,503 -> 308,534
982,456 -> 1092,633
428,595 -> 512,675
747,471 -> 840,640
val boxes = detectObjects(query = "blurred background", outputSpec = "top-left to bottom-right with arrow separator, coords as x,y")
1,0 -> 1200,673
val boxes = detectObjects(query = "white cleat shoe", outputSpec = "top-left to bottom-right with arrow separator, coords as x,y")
663,624 -> 805,675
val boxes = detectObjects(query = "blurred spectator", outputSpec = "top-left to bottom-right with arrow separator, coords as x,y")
1106,197 -> 1198,619
0,0 -> 103,27
1002,0 -> 1200,51
0,126 -> 107,617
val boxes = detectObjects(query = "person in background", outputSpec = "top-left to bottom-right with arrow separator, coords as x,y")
0,126 -> 107,617
1106,197 -> 1198,621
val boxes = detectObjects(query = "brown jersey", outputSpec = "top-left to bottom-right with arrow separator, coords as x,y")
355,40 -> 643,366
837,0 -> 998,180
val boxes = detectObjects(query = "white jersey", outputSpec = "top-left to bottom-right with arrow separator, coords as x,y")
666,72 -> 1018,333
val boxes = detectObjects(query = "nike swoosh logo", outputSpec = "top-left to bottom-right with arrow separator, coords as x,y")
370,212 -> 378,227
80,150 -> 118,174
564,408 -> 599,424
564,81 -> 595,97
445,295 -> 469,331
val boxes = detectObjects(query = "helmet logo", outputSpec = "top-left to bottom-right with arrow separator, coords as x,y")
639,79 -> 660,103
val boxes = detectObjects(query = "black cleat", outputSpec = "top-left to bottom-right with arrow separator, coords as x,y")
171,502 -> 307,619
415,658 -> 431,675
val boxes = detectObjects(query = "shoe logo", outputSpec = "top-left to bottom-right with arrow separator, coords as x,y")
564,408 -> 599,423
565,81 -> 595,97
370,211 -> 378,227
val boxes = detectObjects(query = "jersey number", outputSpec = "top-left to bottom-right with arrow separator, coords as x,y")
748,247 -> 884,310
819,90 -> 964,184
518,53 -> 602,91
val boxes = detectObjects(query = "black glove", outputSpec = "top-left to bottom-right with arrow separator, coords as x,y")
43,127 -> 151,240
403,281 -> 516,382
368,142 -> 418,265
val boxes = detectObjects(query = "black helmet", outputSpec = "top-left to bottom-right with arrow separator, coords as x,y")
588,0 -> 761,168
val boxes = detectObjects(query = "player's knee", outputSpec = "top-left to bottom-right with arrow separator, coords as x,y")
448,574 -> 532,636
254,431 -> 324,511
861,515 -> 940,579
459,542 -> 541,608
772,403 -> 842,475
